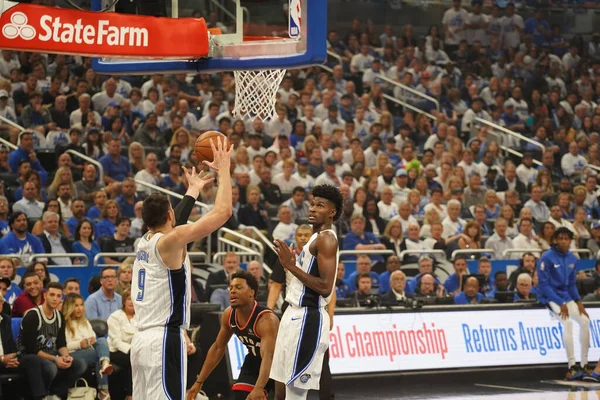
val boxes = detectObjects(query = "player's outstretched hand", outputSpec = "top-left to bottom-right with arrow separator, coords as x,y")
183,166 -> 215,193
273,239 -> 296,270
246,388 -> 267,400
186,382 -> 202,400
203,136 -> 233,173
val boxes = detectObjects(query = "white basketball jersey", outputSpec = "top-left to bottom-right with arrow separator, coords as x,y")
285,229 -> 338,308
132,232 -> 191,331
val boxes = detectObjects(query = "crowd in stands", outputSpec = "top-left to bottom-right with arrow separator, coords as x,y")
1,0 -> 600,396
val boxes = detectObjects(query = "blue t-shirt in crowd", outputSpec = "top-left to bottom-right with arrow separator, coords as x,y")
454,291 -> 484,305
95,219 -> 116,239
115,195 -> 136,218
5,283 -> 22,304
99,154 -> 131,182
0,220 -> 9,237
336,281 -> 352,299
87,206 -> 102,220
444,273 -> 462,294
345,270 -> 381,290
66,217 -> 96,237
342,232 -> 384,262
72,240 -> 104,267
0,232 -> 44,263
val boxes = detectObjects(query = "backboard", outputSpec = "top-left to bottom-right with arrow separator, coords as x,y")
91,0 -> 327,75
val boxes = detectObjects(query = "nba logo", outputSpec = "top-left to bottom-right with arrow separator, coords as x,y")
289,0 -> 302,39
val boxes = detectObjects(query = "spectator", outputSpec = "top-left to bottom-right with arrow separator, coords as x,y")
238,185 -> 270,232
442,199 -> 467,239
12,181 -> 44,219
463,172 -> 486,209
380,219 -> 403,259
561,141 -> 588,179
454,276 -> 483,305
399,222 -> 428,264
0,257 -> 20,304
115,262 -> 133,296
72,220 -> 103,268
107,289 -> 136,400
349,272 -> 373,306
21,91 -> 54,131
84,267 -> 122,321
134,152 -> 161,196
282,186 -> 309,223
0,212 -> 44,265
508,252 -> 538,290
335,262 -> 351,300
11,271 -> 44,317
378,255 -> 401,294
133,112 -> 166,148
75,164 -> 103,210
271,159 -> 300,195
512,219 -> 542,259
37,211 -> 73,266
381,270 -> 409,305
392,201 -> 419,235
257,167 -> 283,206
0,283 -> 18,367
63,278 -> 81,296
514,273 -> 536,302
442,0 -> 469,53
99,139 -> 132,185
17,282 -> 86,399
316,158 -> 342,187
101,217 -> 134,265
415,273 -> 441,298
524,184 -> 550,222
477,257 -> 494,297
272,205 -> 298,242
96,199 -> 120,239
345,254 -> 381,291
343,215 -> 385,263
486,217 -> 514,260
444,256 -> 469,296
63,293 -> 114,399
115,178 -> 140,218
206,252 -> 240,299
583,277 -> 600,302
22,261 -> 50,289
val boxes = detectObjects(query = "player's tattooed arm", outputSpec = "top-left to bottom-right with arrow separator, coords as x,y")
251,312 -> 280,400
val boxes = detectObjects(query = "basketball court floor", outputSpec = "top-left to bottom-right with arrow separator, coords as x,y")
310,366 -> 600,399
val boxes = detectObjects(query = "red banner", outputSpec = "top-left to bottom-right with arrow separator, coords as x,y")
0,1 -> 209,59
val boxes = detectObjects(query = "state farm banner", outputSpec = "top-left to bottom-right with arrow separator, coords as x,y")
0,1 -> 209,58
227,307 -> 600,377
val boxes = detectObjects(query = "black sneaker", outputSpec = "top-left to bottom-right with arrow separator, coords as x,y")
566,365 -> 585,381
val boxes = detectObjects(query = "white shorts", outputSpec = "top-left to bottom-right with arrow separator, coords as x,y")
269,305 -> 329,391
131,327 -> 187,400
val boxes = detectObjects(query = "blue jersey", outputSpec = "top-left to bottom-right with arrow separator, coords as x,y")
444,273 -> 461,294
536,246 -> 579,306
5,284 -> 21,305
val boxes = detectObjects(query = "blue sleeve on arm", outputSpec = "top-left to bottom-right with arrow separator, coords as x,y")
343,234 -> 360,250
31,236 -> 44,254
444,275 -> 458,294
537,257 -> 564,306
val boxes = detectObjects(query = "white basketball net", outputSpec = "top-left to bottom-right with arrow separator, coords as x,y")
233,69 -> 287,122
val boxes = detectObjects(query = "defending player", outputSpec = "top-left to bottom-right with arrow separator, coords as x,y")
271,184 -> 343,400
131,136 -> 233,400
537,227 -> 591,380
187,271 -> 280,400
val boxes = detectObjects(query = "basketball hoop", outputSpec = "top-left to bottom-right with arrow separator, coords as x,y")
233,68 -> 286,122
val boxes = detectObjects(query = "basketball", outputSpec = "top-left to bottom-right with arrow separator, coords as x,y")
194,131 -> 226,163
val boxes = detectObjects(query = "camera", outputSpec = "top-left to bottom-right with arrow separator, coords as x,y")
403,297 -> 424,310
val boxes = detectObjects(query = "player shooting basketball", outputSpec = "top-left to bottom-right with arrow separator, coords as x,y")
187,271 -> 280,400
131,136 -> 232,400
270,184 -> 342,400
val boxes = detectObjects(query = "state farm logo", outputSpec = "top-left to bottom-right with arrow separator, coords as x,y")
3,12 -> 36,41
1,11 -> 148,47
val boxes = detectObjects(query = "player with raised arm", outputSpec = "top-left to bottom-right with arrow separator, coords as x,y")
270,184 -> 343,400
187,271 -> 280,400
131,136 -> 233,400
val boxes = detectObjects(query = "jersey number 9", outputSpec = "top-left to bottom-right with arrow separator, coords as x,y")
137,269 -> 146,301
